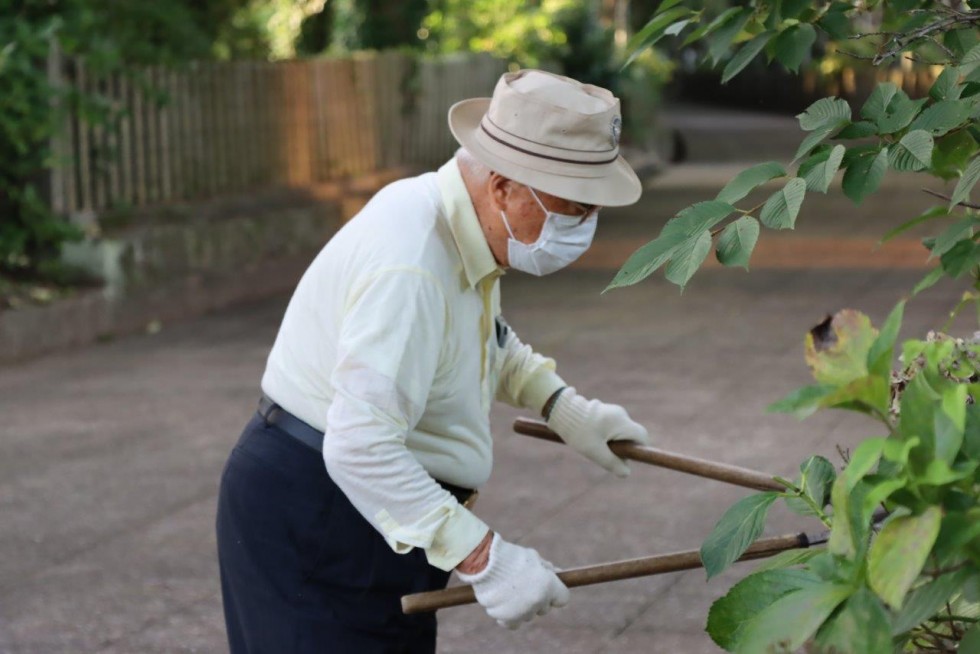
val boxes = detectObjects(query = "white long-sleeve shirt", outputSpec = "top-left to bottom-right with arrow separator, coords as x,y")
261,158 -> 566,570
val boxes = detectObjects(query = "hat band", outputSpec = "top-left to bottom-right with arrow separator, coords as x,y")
478,123 -> 619,166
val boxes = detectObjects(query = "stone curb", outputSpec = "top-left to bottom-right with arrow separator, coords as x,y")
0,169 -> 415,366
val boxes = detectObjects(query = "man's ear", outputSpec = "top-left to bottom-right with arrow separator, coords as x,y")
487,173 -> 512,212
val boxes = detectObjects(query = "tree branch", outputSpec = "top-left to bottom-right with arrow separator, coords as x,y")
922,188 -> 980,210
846,8 -> 980,66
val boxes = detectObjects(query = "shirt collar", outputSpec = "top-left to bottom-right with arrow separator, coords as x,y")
438,158 -> 502,289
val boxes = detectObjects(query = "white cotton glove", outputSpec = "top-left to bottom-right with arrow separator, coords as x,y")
457,533 -> 569,629
546,387 -> 651,477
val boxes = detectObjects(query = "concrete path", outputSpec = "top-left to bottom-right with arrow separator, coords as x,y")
0,105 -> 971,653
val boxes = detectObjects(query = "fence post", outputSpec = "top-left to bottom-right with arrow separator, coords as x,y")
47,35 -> 71,216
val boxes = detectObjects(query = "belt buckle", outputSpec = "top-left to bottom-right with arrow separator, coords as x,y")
462,490 -> 479,510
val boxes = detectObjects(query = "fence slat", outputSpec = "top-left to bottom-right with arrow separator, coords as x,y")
53,53 -> 509,217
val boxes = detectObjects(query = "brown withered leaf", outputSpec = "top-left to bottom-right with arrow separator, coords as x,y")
805,310 -> 878,386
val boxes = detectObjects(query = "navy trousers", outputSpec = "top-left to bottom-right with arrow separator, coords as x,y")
216,415 -> 452,653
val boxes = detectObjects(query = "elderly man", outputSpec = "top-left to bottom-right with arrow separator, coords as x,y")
216,69 -> 650,653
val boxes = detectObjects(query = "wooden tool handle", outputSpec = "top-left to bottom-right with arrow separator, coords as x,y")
513,418 -> 784,492
401,532 -> 803,614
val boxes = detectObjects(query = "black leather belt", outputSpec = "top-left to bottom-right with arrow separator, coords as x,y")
256,395 -> 478,508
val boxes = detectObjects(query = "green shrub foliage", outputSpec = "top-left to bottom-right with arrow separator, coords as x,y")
0,0 -> 263,277
622,2 -> 980,652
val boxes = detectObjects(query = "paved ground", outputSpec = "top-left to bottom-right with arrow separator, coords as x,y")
0,104 -> 973,653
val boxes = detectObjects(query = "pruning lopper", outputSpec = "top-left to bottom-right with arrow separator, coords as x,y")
402,418 -> 868,615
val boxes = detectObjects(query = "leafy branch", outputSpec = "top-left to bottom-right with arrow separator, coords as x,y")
841,7 -> 980,65
923,188 -> 980,210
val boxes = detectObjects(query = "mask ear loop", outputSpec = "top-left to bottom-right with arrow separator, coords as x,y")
528,188 -> 549,216
499,210 -> 518,240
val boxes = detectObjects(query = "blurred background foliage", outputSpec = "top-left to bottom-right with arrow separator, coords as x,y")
2,0 -> 674,281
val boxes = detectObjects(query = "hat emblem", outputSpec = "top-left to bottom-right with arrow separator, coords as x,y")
610,116 -> 622,148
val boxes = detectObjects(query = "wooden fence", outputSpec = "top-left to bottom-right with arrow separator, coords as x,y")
47,52 -> 507,217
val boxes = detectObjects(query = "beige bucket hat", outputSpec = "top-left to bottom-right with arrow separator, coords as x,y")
448,69 -> 642,207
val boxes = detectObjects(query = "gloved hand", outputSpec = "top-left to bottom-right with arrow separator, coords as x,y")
546,387 -> 650,477
457,533 -> 569,629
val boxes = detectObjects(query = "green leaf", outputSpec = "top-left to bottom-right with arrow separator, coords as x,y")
767,384 -> 837,419
940,239 -> 980,278
772,23 -> 816,73
879,96 -> 927,135
961,42 -> 980,73
722,31 -> 774,84
798,97 -> 852,132
779,0 -> 810,21
663,200 -> 737,236
752,548 -> 822,574
964,401 -> 980,460
605,199 -> 731,290
664,19 -> 691,37
900,374 -> 940,468
930,67 -> 963,102
844,438 -> 885,488
909,99 -> 976,136
931,216 -> 977,259
841,142 -> 881,167
879,206 -> 950,244
862,83 -> 926,134
606,231 -> 687,291
681,7 -> 742,48
682,6 -> 742,47
823,375 -> 890,417
842,148 -> 888,205
888,130 -> 934,171
934,509 -> 980,563
911,266 -> 944,296
861,83 -> 899,124
665,230 -> 712,289
891,570 -> 969,635
803,144 -> 845,193
706,8 -> 752,65
883,435 -> 921,466
867,300 -> 905,378
715,216 -> 760,269
917,459 -> 976,486
813,587 -> 893,654
623,7 -> 693,67
794,126 -> 834,161
707,569 -> 820,651
835,120 -> 877,139
828,475 -> 870,558
759,177 -> 806,229
862,475 -> 907,517
805,310 -> 877,386
797,147 -> 832,178
931,129 -> 978,180
734,583 -> 853,654
817,4 -> 852,41
951,156 -> 980,208
935,384 -> 968,463
700,492 -> 780,579
715,161 -> 787,204
961,625 -> 980,654
795,455 -> 836,516
867,506 -> 943,609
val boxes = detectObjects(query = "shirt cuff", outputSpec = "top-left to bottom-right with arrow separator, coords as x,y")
517,368 -> 567,414
425,506 -> 491,571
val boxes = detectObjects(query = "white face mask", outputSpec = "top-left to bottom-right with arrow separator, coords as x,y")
500,188 -> 598,276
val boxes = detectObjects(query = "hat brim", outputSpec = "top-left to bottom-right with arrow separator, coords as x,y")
448,98 -> 642,208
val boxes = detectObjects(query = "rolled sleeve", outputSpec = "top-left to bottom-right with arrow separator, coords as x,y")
494,325 -> 567,413
322,268 -> 489,571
